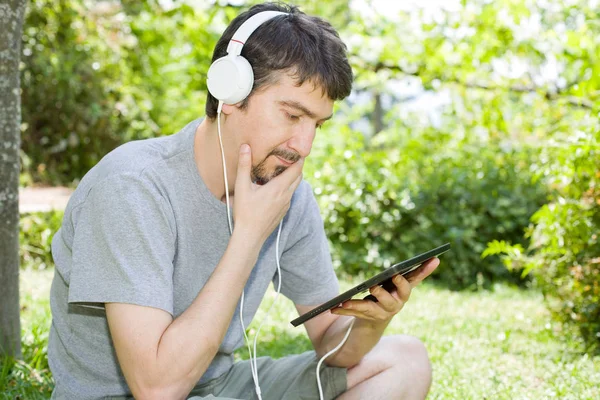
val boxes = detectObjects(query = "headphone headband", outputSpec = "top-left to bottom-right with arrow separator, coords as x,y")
226,11 -> 287,56
207,10 -> 289,106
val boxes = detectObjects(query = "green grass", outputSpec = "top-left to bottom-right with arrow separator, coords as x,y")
1,268 -> 54,399
2,269 -> 599,399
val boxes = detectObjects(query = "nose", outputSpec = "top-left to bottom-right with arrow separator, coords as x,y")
288,124 -> 316,158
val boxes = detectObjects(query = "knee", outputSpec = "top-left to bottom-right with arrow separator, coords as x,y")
387,335 -> 432,385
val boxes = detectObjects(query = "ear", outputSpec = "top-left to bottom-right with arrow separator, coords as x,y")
221,103 -> 236,115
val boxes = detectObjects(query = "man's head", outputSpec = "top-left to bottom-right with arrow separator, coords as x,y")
206,2 -> 353,119
206,2 -> 353,185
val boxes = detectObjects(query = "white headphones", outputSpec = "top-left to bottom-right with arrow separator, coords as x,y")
207,11 -> 287,105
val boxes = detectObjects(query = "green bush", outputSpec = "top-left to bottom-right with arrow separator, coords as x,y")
484,129 -> 600,353
306,124 -> 547,289
20,211 -> 63,270
20,0 -> 221,185
21,0 -> 131,185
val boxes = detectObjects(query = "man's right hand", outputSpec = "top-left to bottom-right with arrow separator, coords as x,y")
233,143 -> 304,245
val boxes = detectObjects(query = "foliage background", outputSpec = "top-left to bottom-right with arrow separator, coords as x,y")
17,0 -> 599,355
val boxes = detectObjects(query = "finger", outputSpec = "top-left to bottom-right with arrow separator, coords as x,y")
330,307 -> 367,319
368,285 -> 400,312
392,274 -> 412,303
235,144 -> 252,190
405,257 -> 440,287
340,299 -> 387,318
270,158 -> 305,189
288,173 -> 303,193
330,303 -> 386,321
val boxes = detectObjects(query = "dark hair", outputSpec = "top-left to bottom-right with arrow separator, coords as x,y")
205,2 -> 353,119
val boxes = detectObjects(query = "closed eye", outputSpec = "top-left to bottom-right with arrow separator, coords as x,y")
285,110 -> 325,129
286,112 -> 301,121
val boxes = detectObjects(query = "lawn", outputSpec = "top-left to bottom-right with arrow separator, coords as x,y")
2,268 -> 599,399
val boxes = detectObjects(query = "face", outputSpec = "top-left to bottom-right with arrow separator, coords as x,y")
223,72 -> 334,185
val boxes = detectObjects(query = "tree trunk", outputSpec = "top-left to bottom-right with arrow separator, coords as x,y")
373,91 -> 384,136
0,0 -> 26,359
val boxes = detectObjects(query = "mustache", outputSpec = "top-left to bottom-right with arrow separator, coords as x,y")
269,148 -> 300,163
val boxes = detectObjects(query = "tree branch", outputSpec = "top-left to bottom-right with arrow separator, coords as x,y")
370,62 -> 594,110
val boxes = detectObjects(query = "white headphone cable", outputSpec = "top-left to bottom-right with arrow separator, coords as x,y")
216,102 -> 258,392
315,317 -> 355,400
216,101 -> 233,234
217,102 -> 354,400
216,102 -> 284,400
251,222 -> 283,395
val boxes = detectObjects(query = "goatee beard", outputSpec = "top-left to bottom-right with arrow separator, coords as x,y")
251,148 -> 300,185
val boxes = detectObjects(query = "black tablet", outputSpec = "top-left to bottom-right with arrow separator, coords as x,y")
290,243 -> 451,327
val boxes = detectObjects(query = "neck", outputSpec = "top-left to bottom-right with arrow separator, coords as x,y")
193,117 -> 236,203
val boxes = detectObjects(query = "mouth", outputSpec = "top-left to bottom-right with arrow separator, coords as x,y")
275,156 -> 295,166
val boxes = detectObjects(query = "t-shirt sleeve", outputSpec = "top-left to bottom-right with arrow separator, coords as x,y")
67,173 -> 176,315
276,182 -> 339,306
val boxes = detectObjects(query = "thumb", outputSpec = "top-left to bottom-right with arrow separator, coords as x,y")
236,143 -> 252,187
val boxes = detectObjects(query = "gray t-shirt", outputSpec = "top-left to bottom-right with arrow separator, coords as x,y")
48,118 -> 339,399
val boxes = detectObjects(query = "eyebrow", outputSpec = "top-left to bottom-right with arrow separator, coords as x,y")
278,100 -> 333,122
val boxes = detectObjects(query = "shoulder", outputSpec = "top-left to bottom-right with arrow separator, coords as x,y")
68,137 -> 183,211
66,169 -> 177,239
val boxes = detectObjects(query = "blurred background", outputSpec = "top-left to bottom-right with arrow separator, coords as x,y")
7,0 -> 600,398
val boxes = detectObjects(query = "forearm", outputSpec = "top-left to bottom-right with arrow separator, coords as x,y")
149,230 -> 262,397
318,315 -> 390,368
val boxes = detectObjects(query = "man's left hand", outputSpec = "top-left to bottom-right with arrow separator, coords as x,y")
330,257 -> 440,324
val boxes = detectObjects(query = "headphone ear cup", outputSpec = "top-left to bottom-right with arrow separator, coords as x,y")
207,55 -> 254,105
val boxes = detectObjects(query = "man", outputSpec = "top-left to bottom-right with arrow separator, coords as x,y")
48,2 -> 439,399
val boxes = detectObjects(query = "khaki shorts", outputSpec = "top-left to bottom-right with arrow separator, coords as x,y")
187,351 -> 347,400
